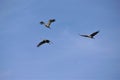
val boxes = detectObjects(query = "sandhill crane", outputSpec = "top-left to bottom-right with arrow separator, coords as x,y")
40,19 -> 55,29
37,39 -> 51,47
79,30 -> 99,39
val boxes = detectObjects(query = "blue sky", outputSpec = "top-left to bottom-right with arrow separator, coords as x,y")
0,0 -> 120,80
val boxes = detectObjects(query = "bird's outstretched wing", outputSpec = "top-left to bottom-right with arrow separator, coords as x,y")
80,35 -> 89,37
37,40 -> 45,47
90,31 -> 99,37
49,19 -> 55,22
47,19 -> 55,26
37,40 -> 51,47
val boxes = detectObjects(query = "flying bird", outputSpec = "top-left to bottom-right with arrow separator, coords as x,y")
79,30 -> 100,39
40,19 -> 55,29
37,39 -> 51,47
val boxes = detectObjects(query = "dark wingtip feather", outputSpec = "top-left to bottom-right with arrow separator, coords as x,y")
52,19 -> 55,22
37,43 -> 41,47
40,21 -> 44,24
96,30 -> 100,33
49,19 -> 55,22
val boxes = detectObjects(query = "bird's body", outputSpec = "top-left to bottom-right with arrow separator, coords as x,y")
40,19 -> 55,28
37,39 -> 50,47
80,31 -> 99,39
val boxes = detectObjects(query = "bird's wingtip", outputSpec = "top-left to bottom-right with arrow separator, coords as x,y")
40,21 -> 44,24
97,30 -> 100,32
37,45 -> 39,47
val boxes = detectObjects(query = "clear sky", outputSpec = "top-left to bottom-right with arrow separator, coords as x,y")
0,0 -> 120,80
